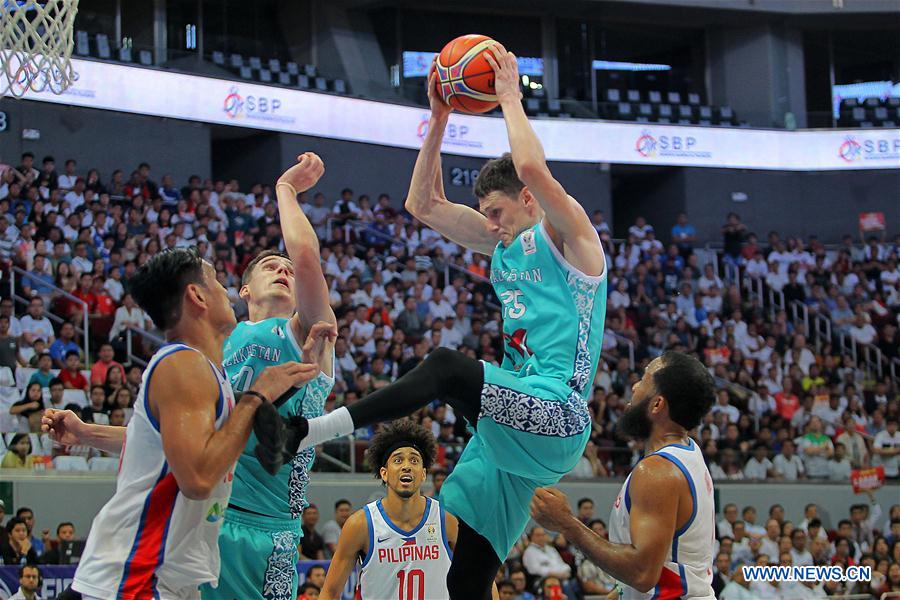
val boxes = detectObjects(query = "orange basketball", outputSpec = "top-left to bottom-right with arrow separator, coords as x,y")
435,34 -> 500,114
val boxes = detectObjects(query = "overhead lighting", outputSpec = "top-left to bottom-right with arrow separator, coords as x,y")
592,60 -> 671,72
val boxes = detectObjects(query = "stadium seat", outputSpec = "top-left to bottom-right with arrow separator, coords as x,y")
863,97 -> 880,108
249,56 -> 262,70
229,54 -> 243,68
96,34 -> 111,59
636,116 -> 650,123
657,117 -> 671,124
53,456 -> 89,471
667,92 -> 681,105
139,50 -> 153,66
531,86 -> 546,98
315,77 -> 328,91
626,90 -> 641,103
698,119 -> 712,126
860,121 -> 875,128
717,106 -> 734,124
278,72 -> 292,86
687,93 -> 701,106
333,79 -> 347,94
259,69 -> 272,83
699,106 -> 712,120
268,58 -> 281,72
211,51 -> 225,66
873,106 -> 888,122
678,119 -> 691,125
606,89 -> 621,103
286,62 -> 299,75
616,102 -> 633,120
678,105 -> 693,120
297,75 -> 310,89
75,30 -> 90,57
547,99 -> 561,115
883,121 -> 896,128
118,47 -> 132,63
851,106 -> 866,122
304,65 -> 318,77
658,104 -> 673,119
239,66 -> 253,80
89,457 -> 120,472
525,98 -> 540,114
638,103 -> 653,118
0,388 -> 19,433
842,98 -> 858,109
63,389 -> 88,408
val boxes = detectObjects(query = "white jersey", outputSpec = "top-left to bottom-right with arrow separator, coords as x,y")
609,438 -> 716,600
358,497 -> 453,600
74,343 -> 236,600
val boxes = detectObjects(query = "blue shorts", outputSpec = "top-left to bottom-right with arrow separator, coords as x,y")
200,508 -> 301,600
439,362 -> 591,560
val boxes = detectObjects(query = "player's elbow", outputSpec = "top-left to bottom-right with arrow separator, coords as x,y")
631,566 -> 662,593
404,195 -> 429,219
177,475 -> 215,500
515,159 -> 550,186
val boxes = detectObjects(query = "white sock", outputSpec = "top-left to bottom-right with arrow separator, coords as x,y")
301,406 -> 355,450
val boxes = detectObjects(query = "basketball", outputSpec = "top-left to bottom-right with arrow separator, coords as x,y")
435,34 -> 500,113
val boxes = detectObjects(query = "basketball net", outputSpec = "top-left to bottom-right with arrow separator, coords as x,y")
1,0 -> 79,98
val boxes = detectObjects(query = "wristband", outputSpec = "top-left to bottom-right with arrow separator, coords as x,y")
239,390 -> 269,405
276,181 -> 298,197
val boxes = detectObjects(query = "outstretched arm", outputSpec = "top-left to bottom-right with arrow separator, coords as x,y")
530,457 -> 682,593
405,68 -> 496,255
485,45 -> 605,278
275,153 -> 337,375
319,509 -> 368,600
42,408 -> 126,454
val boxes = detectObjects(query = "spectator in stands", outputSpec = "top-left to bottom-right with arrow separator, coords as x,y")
873,417 -> 900,479
575,498 -> 594,526
743,443 -> 775,480
20,298 -> 55,351
321,499 -> 352,558
89,342 -> 124,386
522,527 -> 571,587
27,353 -> 54,389
790,529 -> 813,567
827,442 -> 852,481
10,382 -> 45,433
48,322 -> 80,369
297,582 -> 320,600
300,504 -> 324,560
39,521 -> 75,564
773,439 -> 805,480
21,254 -> 55,303
497,580 -> 516,600
58,350 -> 88,393
508,568 -> 535,600
1,434 -> 33,469
305,565 -> 326,591
57,159 -> 77,191
798,416 -> 834,479
0,315 -> 25,373
8,564 -> 40,600
1,517 -> 38,565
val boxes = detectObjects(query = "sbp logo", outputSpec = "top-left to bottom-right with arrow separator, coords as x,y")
417,116 -> 469,140
635,131 -> 657,157
838,136 -> 862,162
223,86 -> 282,119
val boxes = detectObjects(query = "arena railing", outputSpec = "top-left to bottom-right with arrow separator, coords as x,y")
813,313 -> 832,354
839,332 -> 884,379
768,288 -> 785,320
892,357 -> 900,387
124,326 -> 165,367
9,266 -> 90,365
790,300 -> 810,338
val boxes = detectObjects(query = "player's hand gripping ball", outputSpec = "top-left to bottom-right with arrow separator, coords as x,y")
434,34 -> 501,113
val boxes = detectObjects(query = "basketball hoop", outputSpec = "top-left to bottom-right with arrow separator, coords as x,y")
1,0 -> 79,98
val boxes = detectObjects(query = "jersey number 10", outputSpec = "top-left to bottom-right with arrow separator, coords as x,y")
396,569 -> 425,600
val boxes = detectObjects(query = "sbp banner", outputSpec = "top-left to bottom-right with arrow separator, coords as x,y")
851,465 -> 886,494
10,58 -> 900,171
0,561 -> 357,600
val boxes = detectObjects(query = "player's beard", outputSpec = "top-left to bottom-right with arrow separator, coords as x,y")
393,486 -> 417,499
616,396 -> 653,441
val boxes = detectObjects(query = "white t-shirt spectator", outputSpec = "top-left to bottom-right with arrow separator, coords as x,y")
64,190 -> 85,211
790,547 -> 813,567
765,270 -> 788,292
522,543 -> 571,579
798,434 -> 833,478
58,173 -> 78,190
321,519 -> 343,555
743,457 -> 773,480
827,457 -> 852,481
745,258 -> 768,279
349,318 -> 375,342
785,347 -> 816,375
428,298 -> 454,320
849,321 -> 877,345
20,314 -> 54,346
773,453 -> 805,480
609,288 -> 630,310
698,273 -> 724,294
872,429 -> 900,477
711,402 -> 740,424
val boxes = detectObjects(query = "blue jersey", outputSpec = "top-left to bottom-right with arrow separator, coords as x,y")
490,221 -> 607,401
223,318 -> 334,521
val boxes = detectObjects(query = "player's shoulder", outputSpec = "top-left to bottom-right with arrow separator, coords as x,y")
630,454 -> 687,489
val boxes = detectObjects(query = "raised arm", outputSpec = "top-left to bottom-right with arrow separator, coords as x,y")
152,351 -> 318,499
42,408 -> 127,455
319,509 -> 368,600
275,153 -> 337,375
404,69 -> 496,255
485,45 -> 605,278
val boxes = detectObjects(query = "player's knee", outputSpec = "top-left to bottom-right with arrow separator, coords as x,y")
426,347 -> 473,378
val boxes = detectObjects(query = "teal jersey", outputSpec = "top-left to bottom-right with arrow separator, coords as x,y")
223,318 -> 334,521
490,221 -> 608,402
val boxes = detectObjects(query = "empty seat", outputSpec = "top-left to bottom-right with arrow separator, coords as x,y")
657,117 -> 671,124
852,106 -> 866,121
699,106 -> 712,120
667,91 -> 681,104
62,389 -> 87,408
531,86 -> 546,98
658,104 -> 673,118
626,89 -> 641,102
239,66 -> 253,79
268,58 -> 281,72
249,56 -> 262,70
314,77 -> 328,91
75,30 -> 90,56
638,103 -> 652,118
96,34 -> 111,59
211,51 -> 225,65
698,119 -> 712,126
636,116 -> 650,123
678,119 -> 691,125
229,53 -> 243,68
883,121 -> 896,128
678,105 -> 693,119
278,72 -> 292,85
606,89 -> 621,102
718,106 -> 734,122
687,93 -> 701,105
118,47 -> 132,62
887,97 -> 900,108
259,69 -> 272,83
617,102 -> 633,119
525,98 -> 540,113
874,106 -> 888,121
89,457 -> 120,472
286,62 -> 299,75
648,90 -> 662,104
139,50 -> 152,66
864,97 -> 880,107
842,98 -> 858,108
53,456 -> 89,471
304,64 -> 317,77
860,121 -> 875,128
297,74 -> 310,89
547,99 -> 561,114
333,79 -> 347,94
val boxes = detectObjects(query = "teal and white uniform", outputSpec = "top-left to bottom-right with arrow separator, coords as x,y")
440,220 -> 607,560
201,317 -> 334,600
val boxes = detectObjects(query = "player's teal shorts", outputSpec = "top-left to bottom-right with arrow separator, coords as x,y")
200,508 -> 301,600
439,361 -> 592,560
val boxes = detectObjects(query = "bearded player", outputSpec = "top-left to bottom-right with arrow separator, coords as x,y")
288,44 -> 607,598
531,352 -> 717,600
319,421 -> 455,600
201,153 -> 337,600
